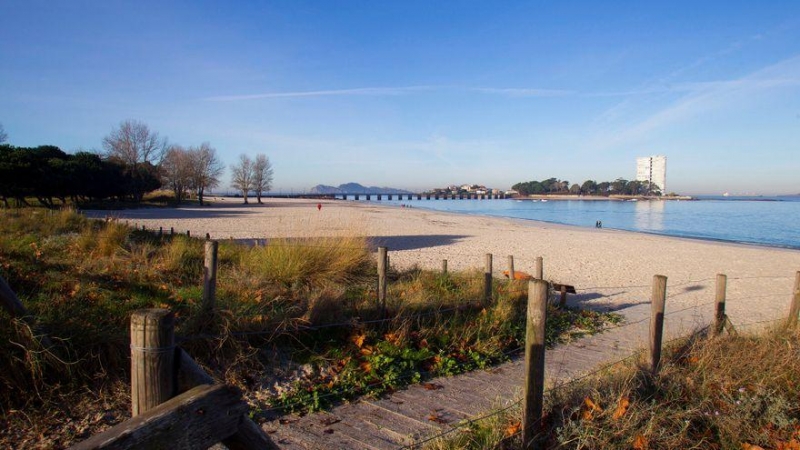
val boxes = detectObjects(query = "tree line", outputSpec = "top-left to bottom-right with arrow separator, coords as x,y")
512,177 -> 662,196
0,120 -> 272,207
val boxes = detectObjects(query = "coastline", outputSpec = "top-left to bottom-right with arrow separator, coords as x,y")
85,197 -> 800,329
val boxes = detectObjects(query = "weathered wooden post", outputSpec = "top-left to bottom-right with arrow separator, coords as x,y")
205,233 -> 211,240
186,230 -> 191,238
170,227 -> 174,236
130,309 -> 175,416
787,271 -> 800,329
378,247 -> 388,314
484,253 -> 493,303
202,241 -> 219,314
442,259 -> 448,275
714,274 -> 727,335
508,255 -> 515,282
650,275 -> 667,374
158,227 -> 163,237
534,256 -> 543,280
522,279 -> 548,449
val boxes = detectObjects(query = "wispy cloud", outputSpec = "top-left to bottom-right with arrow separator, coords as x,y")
470,87 -> 574,97
587,55 -> 800,150
204,86 -> 437,101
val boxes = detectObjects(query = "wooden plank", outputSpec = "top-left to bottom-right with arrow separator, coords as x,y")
650,275 -> 668,373
70,385 -> 247,450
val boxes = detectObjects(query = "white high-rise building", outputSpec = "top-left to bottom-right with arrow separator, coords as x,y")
636,155 -> 667,194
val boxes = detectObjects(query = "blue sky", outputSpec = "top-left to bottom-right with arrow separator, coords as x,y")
1,1 -> 799,195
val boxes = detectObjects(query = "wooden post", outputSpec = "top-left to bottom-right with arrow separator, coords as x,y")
205,233 -> 210,240
484,253 -> 493,303
534,256 -> 543,280
522,279 -> 548,449
0,275 -> 56,351
186,230 -> 190,238
130,309 -> 176,416
788,271 -> 800,329
158,227 -> 163,237
508,255 -> 515,282
378,247 -> 388,313
650,275 -> 667,374
170,227 -> 174,236
441,259 -> 448,274
714,274 -> 727,335
202,241 -> 218,314
558,284 -> 568,307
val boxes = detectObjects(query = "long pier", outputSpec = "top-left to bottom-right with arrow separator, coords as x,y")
262,192 -> 508,201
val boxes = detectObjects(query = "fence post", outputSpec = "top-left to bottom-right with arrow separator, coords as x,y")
130,309 -> 175,416
442,259 -> 448,275
534,256 -> 543,280
508,255 -> 515,282
378,247 -> 388,314
650,275 -> 667,374
484,253 -> 493,303
202,241 -> 219,314
522,279 -> 548,449
788,271 -> 800,329
187,230 -> 191,238
714,274 -> 727,335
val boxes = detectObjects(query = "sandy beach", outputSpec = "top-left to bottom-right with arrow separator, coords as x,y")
87,197 -> 800,331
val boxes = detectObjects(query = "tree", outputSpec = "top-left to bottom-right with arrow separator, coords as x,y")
0,123 -> 7,143
230,154 -> 254,204
188,143 -> 224,206
581,180 -> 597,195
161,145 -> 192,204
252,154 -> 273,204
102,120 -> 167,201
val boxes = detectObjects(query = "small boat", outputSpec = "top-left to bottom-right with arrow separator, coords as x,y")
540,199 -> 548,202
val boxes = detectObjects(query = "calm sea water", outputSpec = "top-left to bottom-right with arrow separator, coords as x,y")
365,196 -> 800,250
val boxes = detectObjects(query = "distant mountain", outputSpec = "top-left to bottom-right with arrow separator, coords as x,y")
309,183 -> 413,194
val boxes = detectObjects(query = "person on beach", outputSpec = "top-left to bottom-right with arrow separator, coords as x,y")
317,203 -> 322,211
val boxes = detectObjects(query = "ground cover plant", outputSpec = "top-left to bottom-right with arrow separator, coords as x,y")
0,207 -> 620,447
426,326 -> 800,449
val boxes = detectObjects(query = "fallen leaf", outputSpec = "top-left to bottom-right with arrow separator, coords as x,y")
777,440 -> 800,450
580,396 -> 602,421
427,413 -> 448,424
633,434 -> 648,450
742,444 -> 765,450
360,362 -> 372,373
384,332 -> 402,346
612,396 -> 630,420
505,421 -> 521,437
352,334 -> 366,348
423,383 -> 443,391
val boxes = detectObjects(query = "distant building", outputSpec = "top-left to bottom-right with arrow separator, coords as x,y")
636,155 -> 667,194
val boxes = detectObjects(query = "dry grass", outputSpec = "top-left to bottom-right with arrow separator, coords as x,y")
427,326 -> 800,449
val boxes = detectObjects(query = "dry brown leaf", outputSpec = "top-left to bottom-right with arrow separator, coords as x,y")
612,396 -> 630,420
352,334 -> 366,348
427,413 -> 448,424
359,361 -> 372,373
742,444 -> 766,450
423,383 -> 443,391
777,440 -> 800,450
580,396 -> 602,420
505,421 -> 521,437
384,332 -> 401,346
633,434 -> 649,450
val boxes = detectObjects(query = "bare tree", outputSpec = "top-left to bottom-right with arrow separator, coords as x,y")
103,120 -> 167,166
230,154 -> 254,204
188,143 -> 224,206
0,123 -> 7,143
161,145 -> 192,204
102,120 -> 168,201
252,154 -> 274,204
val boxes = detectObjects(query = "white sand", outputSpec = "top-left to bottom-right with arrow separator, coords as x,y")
86,197 -> 800,329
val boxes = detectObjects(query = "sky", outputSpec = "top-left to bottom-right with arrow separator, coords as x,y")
1,1 -> 799,195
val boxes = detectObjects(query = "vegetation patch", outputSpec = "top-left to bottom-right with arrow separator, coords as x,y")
425,327 -> 800,449
0,208 -> 620,447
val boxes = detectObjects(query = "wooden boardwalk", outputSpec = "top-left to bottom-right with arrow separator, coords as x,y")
260,298 -> 732,449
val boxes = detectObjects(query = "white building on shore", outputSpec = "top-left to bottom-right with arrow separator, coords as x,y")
636,155 -> 667,194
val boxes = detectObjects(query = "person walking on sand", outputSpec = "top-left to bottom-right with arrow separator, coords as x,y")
317,203 -> 322,211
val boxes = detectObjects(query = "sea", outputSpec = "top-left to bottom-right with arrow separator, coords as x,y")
364,195 -> 800,250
